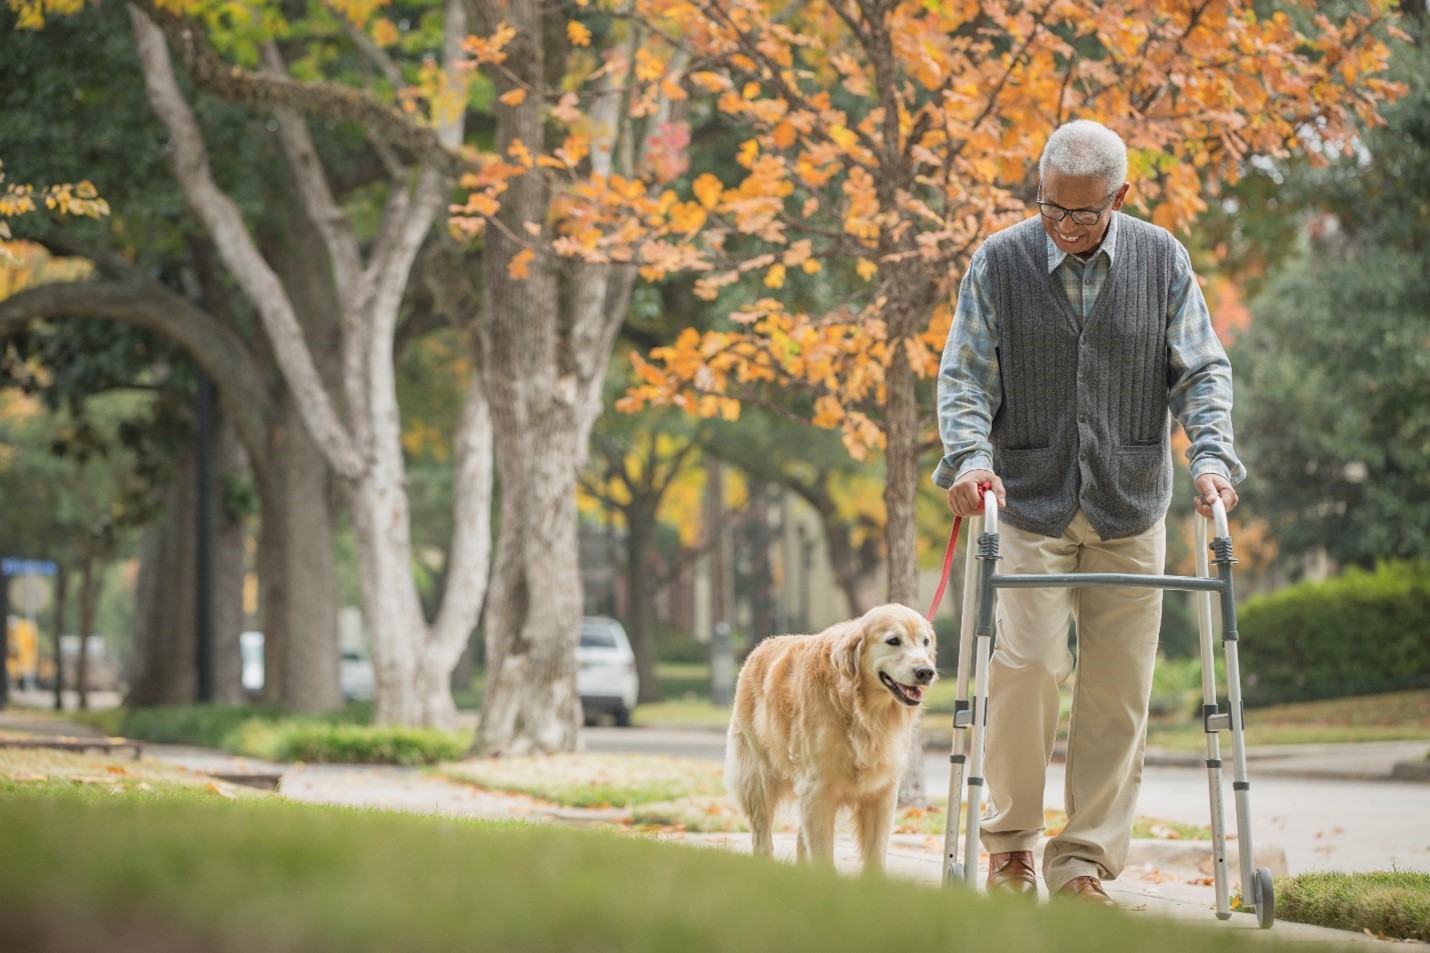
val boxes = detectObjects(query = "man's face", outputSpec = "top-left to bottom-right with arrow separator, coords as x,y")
1038,169 -> 1129,257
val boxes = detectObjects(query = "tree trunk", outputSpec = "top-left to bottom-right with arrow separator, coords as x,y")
211,414 -> 250,704
127,415 -> 255,707
625,500 -> 662,704
255,401 -> 342,712
76,555 -> 95,710
474,340 -> 585,754
885,348 -> 927,805
128,462 -> 197,706
51,565 -> 67,710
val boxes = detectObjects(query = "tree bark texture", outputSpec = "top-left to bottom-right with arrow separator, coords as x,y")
469,0 -> 635,755
126,429 -> 251,707
254,403 -> 341,711
623,500 -> 662,704
128,460 -> 197,706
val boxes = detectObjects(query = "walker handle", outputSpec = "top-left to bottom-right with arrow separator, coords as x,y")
982,487 -> 999,535
1210,494 -> 1230,540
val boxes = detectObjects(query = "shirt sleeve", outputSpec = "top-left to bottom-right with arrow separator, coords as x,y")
933,249 -> 1002,489
1166,243 -> 1247,485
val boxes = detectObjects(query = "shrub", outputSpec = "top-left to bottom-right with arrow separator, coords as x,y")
106,704 -> 463,766
119,704 -> 288,748
232,721 -> 467,766
1276,871 -> 1430,942
1238,561 -> 1430,706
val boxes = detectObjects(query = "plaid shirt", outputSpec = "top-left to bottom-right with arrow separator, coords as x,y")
933,212 -> 1246,489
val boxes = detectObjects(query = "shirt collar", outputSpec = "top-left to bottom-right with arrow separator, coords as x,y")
1045,211 -> 1121,273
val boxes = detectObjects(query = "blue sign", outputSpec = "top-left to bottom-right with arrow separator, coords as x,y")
1,558 -> 58,577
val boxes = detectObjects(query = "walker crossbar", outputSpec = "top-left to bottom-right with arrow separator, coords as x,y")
990,572 -> 1227,593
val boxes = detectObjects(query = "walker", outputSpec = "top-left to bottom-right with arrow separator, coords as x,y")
940,489 -> 1275,929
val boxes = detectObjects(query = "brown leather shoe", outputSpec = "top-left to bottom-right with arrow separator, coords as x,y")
986,850 -> 1038,899
1056,875 -> 1116,907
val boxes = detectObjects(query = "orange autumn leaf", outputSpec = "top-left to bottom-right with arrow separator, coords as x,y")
507,247 -> 535,279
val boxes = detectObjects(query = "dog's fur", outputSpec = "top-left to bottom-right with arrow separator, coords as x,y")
724,604 -> 938,872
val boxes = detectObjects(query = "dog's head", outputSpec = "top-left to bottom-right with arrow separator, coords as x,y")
835,604 -> 938,707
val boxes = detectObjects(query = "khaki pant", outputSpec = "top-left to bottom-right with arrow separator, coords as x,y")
980,510 -> 1165,893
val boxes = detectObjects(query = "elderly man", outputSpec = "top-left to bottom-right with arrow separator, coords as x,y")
933,119 -> 1244,905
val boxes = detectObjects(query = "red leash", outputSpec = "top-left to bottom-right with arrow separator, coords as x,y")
926,482 -> 992,621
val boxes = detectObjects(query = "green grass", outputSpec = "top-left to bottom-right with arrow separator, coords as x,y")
1146,690 -> 1430,750
0,783 -> 1342,953
1275,871 -> 1430,941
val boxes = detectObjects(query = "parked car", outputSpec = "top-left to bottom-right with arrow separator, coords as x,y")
577,616 -> 639,727
239,631 -> 375,702
339,647 -> 376,701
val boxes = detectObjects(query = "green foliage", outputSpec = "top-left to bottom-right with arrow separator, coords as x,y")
1238,562 -> 1430,705
1276,871 -> 1430,942
110,703 -> 462,765
117,704 -> 289,748
231,720 -> 466,765
1229,36 -> 1430,568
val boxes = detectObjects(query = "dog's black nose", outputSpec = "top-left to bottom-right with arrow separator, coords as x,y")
914,666 -> 935,685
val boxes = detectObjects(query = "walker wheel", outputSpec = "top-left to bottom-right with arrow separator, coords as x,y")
1255,867 -> 1275,930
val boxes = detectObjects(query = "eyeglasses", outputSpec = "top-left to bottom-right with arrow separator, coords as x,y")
1035,191 -> 1117,227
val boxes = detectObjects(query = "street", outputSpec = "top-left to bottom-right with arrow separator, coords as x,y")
582,724 -> 1430,876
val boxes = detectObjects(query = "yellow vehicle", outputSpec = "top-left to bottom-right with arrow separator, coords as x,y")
5,616 -> 40,686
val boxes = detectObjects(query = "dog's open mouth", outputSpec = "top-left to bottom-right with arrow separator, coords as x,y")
879,672 -> 924,706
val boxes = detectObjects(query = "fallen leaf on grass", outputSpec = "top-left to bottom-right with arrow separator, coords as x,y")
106,765 -> 131,776
1186,876 -> 1215,886
1148,824 -> 1181,840
205,783 -> 236,799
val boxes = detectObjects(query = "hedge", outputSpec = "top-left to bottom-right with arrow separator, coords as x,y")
1237,561 -> 1430,706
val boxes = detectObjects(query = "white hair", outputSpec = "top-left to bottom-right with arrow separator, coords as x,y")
1039,120 -> 1128,194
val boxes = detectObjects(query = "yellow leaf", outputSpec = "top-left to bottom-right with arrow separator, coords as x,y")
692,173 -> 723,210
567,20 -> 591,47
856,258 -> 877,281
763,263 -> 786,289
499,88 -> 527,107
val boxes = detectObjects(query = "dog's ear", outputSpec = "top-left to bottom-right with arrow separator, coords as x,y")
833,622 -> 865,683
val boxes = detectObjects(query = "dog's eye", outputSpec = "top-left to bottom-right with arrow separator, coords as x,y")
885,636 -> 901,646
924,637 -> 931,647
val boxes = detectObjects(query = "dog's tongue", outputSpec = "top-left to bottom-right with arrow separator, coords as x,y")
904,683 -> 924,701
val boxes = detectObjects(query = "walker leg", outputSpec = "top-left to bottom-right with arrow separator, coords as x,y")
943,514 -> 984,885
1194,516 -> 1232,919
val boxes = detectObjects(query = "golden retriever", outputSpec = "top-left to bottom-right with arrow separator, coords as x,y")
724,603 -> 937,872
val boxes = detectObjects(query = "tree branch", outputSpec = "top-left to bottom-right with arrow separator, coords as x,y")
0,279 -> 273,472
126,0 -> 464,173
129,2 -> 365,480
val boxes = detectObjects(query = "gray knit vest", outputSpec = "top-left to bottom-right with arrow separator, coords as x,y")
983,214 -> 1179,539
